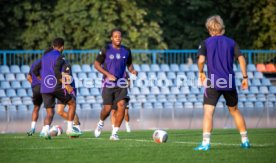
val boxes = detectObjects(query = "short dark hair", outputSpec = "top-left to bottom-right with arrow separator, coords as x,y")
110,28 -> 122,37
52,37 -> 64,48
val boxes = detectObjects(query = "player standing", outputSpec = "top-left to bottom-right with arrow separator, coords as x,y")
94,28 -> 137,140
195,15 -> 250,150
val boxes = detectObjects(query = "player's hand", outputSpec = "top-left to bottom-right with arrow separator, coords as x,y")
65,84 -> 74,94
130,70 -> 138,76
241,79 -> 248,90
199,72 -> 206,86
107,74 -> 117,81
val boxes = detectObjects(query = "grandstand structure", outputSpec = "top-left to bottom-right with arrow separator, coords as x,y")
0,50 -> 276,133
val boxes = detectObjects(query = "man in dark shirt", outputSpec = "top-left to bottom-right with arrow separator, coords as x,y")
33,38 -> 82,139
94,28 -> 137,140
26,59 -> 43,136
195,15 -> 250,150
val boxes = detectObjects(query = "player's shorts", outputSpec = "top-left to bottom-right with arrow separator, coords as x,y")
42,88 -> 73,108
57,89 -> 77,105
111,95 -> 130,110
102,87 -> 129,107
203,87 -> 238,107
32,85 -> 43,106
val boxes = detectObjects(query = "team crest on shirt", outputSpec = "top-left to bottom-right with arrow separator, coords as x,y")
116,53 -> 121,59
109,54 -> 114,60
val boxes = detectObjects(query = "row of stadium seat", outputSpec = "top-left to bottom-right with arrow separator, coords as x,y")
0,64 -> 263,74
256,63 -> 276,73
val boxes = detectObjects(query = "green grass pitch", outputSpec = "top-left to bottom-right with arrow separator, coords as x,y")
0,129 -> 275,163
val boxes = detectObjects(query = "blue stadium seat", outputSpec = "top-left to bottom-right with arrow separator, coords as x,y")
78,72 -> 87,79
255,101 -> 264,108
235,79 -> 241,86
21,81 -> 31,88
248,72 -> 253,79
167,94 -> 176,102
179,64 -> 189,71
233,64 -> 238,72
160,64 -> 170,72
150,64 -> 160,72
187,94 -> 197,102
27,88 -> 32,96
259,86 -> 269,94
141,87 -> 150,95
269,86 -> 276,94
244,102 -> 254,108
92,103 -> 101,109
167,72 -> 176,79
1,97 -> 11,105
133,102 -> 142,109
157,94 -> 167,102
0,105 -> 5,110
247,94 -> 256,102
194,102 -> 203,108
247,64 -> 256,71
141,64 -> 150,72
146,94 -> 156,102
164,102 -> 174,109
157,72 -> 167,79
86,96 -> 96,104
0,65 -> 10,73
18,105 -> 28,110
81,64 -> 91,72
143,102 -> 152,109
0,89 -> 6,97
16,73 -> 26,81
81,103 -> 91,110
88,72 -> 98,79
251,79 -> 261,86
76,96 -> 85,104
239,94 -> 247,102
254,72 -> 263,79
0,74 -> 4,81
5,74 -> 15,81
170,87 -> 180,94
96,96 -> 103,103
267,102 -> 274,108
216,102 -> 224,108
10,65 -> 21,73
90,88 -> 100,96
22,97 -> 33,105
11,81 -> 21,89
177,94 -> 187,102
262,78 -> 271,86
184,102 -> 193,109
160,87 -> 170,94
79,88 -> 90,96
17,89 -> 28,97
238,102 -> 244,108
147,72 -> 157,79
190,87 -> 200,94
267,94 -> 276,102
11,97 -> 22,105
150,87 -> 160,94
8,105 -> 17,110
189,64 -> 198,71
256,94 -> 266,102
235,72 -> 243,79
130,87 -> 140,95
239,87 -> 249,94
137,95 -> 146,102
197,94 -> 204,102
180,87 -> 190,94
21,65 -> 30,74
1,81 -> 11,89
6,89 -> 17,97
133,64 -> 141,72
138,72 -> 147,79
170,64 -> 179,72
174,102 -> 183,109
186,72 -> 195,79
72,64 -> 82,73
153,102 -> 163,109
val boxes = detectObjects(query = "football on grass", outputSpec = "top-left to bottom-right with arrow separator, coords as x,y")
153,130 -> 168,143
49,125 -> 63,136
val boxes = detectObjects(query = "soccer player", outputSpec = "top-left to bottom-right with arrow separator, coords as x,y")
111,72 -> 131,132
26,59 -> 43,136
195,15 -> 250,150
33,38 -> 82,139
94,28 -> 137,140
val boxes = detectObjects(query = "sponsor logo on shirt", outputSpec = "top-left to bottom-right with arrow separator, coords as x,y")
116,53 -> 121,59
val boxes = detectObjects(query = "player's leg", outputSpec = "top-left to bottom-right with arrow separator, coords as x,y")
195,88 -> 220,150
224,91 -> 250,148
111,109 -> 116,129
57,102 -> 81,131
125,107 -> 131,132
40,93 -> 55,139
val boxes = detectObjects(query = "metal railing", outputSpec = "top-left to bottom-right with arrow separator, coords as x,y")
0,50 -> 275,65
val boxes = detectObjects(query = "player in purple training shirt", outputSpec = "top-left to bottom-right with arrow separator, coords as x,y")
195,15 -> 250,150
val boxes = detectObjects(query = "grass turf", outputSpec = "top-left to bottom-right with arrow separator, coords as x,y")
0,129 -> 275,163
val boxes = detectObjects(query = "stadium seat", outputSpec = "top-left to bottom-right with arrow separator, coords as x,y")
247,94 -> 257,102
90,88 -> 100,96
76,96 -> 85,104
177,94 -> 187,102
186,72 -> 196,79
22,97 -> 33,105
86,96 -> 96,103
254,72 -> 263,79
6,89 -> 17,97
251,79 -> 261,86
81,64 -> 91,72
239,87 -> 249,94
157,72 -> 167,79
184,102 -> 193,109
0,105 -> 6,110
16,73 -> 26,81
137,95 -> 146,102
174,102 -> 183,109
156,94 -> 167,102
267,94 -> 276,102
167,72 -> 176,80
10,65 -> 21,73
18,105 -> 28,110
170,64 -> 179,72
0,74 -> 4,81
256,94 -> 266,102
256,64 -> 266,72
141,64 -> 150,72
153,102 -> 163,109
160,64 -> 170,72
95,95 -> 103,103
164,102 -> 174,109
0,89 -> 6,97
235,72 -> 243,79
87,72 -> 98,79
190,87 -> 200,94
197,94 -> 204,102
265,63 -> 276,72
92,103 -> 102,109
239,94 -> 247,102
5,74 -> 15,81
146,94 -> 156,102
140,87 -> 150,95
17,89 -> 28,97
167,94 -> 176,102
180,87 -> 190,94
78,72 -> 87,79
255,101 -> 264,108
259,86 -> 269,94
130,87 -> 140,95
147,72 -> 157,79
150,87 -> 160,94
179,64 -> 189,71
233,64 -> 238,72
244,102 -> 254,109
21,65 -> 30,73
189,64 -> 198,71
235,79 -> 241,86
247,72 -> 253,79
160,87 -> 170,94
150,64 -> 160,72
262,78 -> 271,86
170,86 -> 180,94
0,65 -> 10,73
11,97 -> 22,105
11,81 -> 21,89
266,102 -> 274,108
269,86 -> 276,94
21,81 -> 31,88
133,64 -> 141,72
79,88 -> 90,96
194,102 -> 203,108
247,64 -> 256,72
132,102 -> 141,109
72,64 -> 82,73
1,81 -> 11,89
27,88 -> 32,96
216,102 -> 224,108
238,102 -> 244,108
81,103 -> 91,110
1,97 -> 11,105
138,72 -> 147,79
187,94 -> 197,102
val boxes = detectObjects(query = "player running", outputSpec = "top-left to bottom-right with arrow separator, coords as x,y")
195,15 -> 250,150
94,28 -> 137,140
33,38 -> 82,139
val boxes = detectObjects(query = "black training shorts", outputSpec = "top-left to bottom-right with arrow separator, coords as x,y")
42,88 -> 73,108
203,87 -> 238,107
102,87 -> 129,107
32,85 -> 43,106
